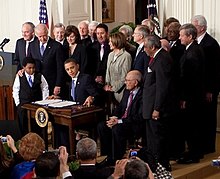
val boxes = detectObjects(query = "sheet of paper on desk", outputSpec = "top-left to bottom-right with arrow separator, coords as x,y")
48,101 -> 76,108
33,99 -> 63,105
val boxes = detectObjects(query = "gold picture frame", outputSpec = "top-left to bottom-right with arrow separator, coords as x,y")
102,0 -> 115,23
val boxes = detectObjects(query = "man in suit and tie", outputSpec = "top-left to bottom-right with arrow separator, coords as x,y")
191,15 -> 220,155
28,23 -> 64,96
177,23 -> 206,164
78,20 -> 93,48
87,23 -> 111,107
166,21 -> 186,159
87,23 -> 111,83
54,58 -> 99,149
64,58 -> 99,105
97,70 -> 144,162
14,22 -> 37,71
143,35 -> 174,171
132,25 -> 150,75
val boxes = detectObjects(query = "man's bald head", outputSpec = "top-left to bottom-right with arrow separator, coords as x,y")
125,70 -> 142,91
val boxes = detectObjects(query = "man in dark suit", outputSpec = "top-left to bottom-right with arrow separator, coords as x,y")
98,70 -> 144,162
132,25 -> 150,75
87,23 -> 111,83
54,58 -> 99,149
53,22 -> 69,59
87,23 -> 111,108
28,23 -> 64,96
14,22 -> 37,71
191,15 -> 220,155
64,58 -> 99,105
143,35 -> 174,171
177,23 -> 206,164
74,137 -> 113,179
166,21 -> 186,159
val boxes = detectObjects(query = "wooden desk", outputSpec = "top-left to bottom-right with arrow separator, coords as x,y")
22,103 -> 103,154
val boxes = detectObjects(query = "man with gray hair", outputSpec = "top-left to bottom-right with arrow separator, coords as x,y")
177,23 -> 205,164
78,20 -> 93,47
191,15 -> 220,155
132,25 -> 150,74
28,23 -> 64,96
88,21 -> 100,43
143,34 -> 174,171
119,25 -> 136,60
14,22 -> 37,71
53,23 -> 65,44
98,70 -> 144,163
74,137 -> 113,179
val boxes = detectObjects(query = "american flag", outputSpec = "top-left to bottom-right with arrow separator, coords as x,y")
39,0 -> 49,28
147,0 -> 161,36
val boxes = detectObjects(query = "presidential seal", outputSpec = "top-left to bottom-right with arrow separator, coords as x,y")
0,55 -> 4,71
35,107 -> 49,127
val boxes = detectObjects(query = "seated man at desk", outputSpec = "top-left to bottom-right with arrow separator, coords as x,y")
63,58 -> 99,105
97,70 -> 144,163
54,58 -> 99,149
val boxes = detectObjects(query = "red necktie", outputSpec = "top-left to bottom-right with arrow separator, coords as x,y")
149,57 -> 154,65
122,91 -> 134,119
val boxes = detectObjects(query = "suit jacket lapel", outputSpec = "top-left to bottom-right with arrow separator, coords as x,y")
127,88 -> 140,117
22,39 -> 27,57
43,37 -> 52,56
75,73 -> 82,100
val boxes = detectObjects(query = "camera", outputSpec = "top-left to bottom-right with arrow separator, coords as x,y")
211,159 -> 220,167
49,149 -> 60,155
129,150 -> 138,158
1,137 -> 7,143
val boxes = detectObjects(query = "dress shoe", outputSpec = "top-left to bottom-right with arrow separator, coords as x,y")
176,157 -> 200,164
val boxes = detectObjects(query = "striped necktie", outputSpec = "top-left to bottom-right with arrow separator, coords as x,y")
28,75 -> 33,87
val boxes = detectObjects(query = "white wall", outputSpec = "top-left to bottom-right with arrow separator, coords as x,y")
0,0 -> 39,52
0,0 -> 93,53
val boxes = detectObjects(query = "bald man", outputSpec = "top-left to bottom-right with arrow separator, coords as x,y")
28,24 -> 64,96
98,70 -> 144,163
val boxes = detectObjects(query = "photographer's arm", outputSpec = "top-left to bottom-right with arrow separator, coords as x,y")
59,146 -> 73,179
6,135 -> 23,163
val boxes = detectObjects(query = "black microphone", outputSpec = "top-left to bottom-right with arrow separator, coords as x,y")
0,38 -> 10,51
0,38 -> 10,46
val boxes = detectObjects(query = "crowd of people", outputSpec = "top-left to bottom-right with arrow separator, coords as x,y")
0,14 -> 219,178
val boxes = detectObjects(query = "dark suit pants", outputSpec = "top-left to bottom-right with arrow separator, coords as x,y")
97,120 -> 132,161
202,93 -> 218,154
146,117 -> 170,170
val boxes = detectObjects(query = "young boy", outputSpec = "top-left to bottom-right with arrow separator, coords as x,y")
12,57 -> 49,135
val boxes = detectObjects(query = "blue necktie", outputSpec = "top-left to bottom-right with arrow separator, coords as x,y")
28,75 -> 33,87
71,80 -> 75,101
40,44 -> 45,56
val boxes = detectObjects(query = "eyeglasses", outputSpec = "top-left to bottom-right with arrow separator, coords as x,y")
125,79 -> 136,82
